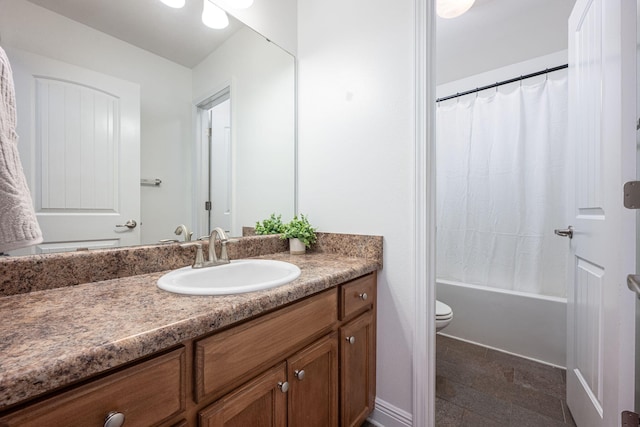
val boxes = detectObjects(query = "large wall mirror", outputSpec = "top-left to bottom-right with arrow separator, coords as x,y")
0,0 -> 296,255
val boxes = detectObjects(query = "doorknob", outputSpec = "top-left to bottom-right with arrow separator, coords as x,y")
627,274 -> 640,299
116,220 -> 137,229
554,226 -> 573,239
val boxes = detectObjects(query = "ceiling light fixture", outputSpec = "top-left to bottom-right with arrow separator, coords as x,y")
436,0 -> 475,19
202,0 -> 229,29
159,0 -> 186,8
226,0 -> 254,9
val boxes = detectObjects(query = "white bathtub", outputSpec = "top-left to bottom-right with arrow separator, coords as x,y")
437,279 -> 567,368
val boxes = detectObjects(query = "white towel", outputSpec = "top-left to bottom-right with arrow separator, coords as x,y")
0,46 -> 42,253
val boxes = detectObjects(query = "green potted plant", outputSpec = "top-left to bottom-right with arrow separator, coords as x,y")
255,213 -> 286,235
281,214 -> 317,254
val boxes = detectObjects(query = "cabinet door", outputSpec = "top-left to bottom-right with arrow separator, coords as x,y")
0,348 -> 186,427
340,311 -> 375,427
199,363 -> 287,427
287,333 -> 338,427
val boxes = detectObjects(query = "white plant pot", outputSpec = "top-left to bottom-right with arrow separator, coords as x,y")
289,238 -> 306,255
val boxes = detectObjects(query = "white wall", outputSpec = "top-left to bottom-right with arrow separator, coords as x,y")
192,27 -> 295,235
436,50 -> 568,100
297,0 -> 416,424
436,0 -> 575,84
0,0 -> 193,245
212,0 -> 297,55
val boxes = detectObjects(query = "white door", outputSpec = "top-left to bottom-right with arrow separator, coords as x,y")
209,98 -> 232,234
194,87 -> 232,238
566,0 -> 636,425
8,48 -> 140,254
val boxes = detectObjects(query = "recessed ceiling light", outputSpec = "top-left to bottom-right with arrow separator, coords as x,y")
202,0 -> 229,29
437,0 -> 475,19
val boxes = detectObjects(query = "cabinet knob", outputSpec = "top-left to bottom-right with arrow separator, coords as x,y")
359,292 -> 368,301
104,411 -> 125,427
294,369 -> 305,380
346,336 -> 356,345
278,381 -> 289,393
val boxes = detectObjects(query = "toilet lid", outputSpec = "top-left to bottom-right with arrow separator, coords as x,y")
436,300 -> 452,320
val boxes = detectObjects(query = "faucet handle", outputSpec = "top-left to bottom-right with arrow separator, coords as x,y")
181,242 -> 205,268
159,239 -> 179,243
220,239 -> 239,261
220,231 -> 238,263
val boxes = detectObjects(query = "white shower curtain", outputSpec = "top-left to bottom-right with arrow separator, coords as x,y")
436,77 -> 568,298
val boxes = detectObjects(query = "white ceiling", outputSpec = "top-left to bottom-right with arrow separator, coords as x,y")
27,0 -> 577,76
436,0 -> 577,83
26,0 -> 245,68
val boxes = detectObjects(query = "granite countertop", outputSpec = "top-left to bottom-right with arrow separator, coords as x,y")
0,251 -> 379,411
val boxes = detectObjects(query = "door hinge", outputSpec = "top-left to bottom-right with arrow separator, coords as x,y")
623,181 -> 640,209
208,127 -> 212,137
622,411 -> 640,426
205,201 -> 212,211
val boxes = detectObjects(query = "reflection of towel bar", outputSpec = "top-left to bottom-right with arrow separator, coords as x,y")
141,178 -> 162,186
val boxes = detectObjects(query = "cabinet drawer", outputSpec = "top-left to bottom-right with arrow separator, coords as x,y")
195,289 -> 337,402
0,347 -> 186,427
340,273 -> 376,320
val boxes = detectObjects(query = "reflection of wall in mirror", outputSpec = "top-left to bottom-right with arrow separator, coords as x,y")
193,27 -> 295,237
0,0 -> 193,246
211,0 -> 297,55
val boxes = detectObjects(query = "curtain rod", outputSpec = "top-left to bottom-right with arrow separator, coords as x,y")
436,64 -> 568,103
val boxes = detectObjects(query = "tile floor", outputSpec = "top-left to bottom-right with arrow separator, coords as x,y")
436,334 -> 576,426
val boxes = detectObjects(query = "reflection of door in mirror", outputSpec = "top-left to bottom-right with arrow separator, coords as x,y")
206,90 -> 232,235
195,88 -> 233,238
8,48 -> 141,255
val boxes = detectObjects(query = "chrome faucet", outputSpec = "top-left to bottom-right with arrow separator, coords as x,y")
183,227 -> 232,269
174,224 -> 193,242
207,227 -> 230,265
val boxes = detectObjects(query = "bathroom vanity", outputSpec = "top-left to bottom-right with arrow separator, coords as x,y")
0,234 -> 382,427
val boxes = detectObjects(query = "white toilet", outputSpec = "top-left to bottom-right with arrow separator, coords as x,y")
436,300 -> 453,332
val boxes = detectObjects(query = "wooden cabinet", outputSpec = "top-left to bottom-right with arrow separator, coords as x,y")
287,333 -> 338,427
338,272 -> 377,427
198,272 -> 376,427
340,312 -> 375,427
340,274 -> 375,320
200,333 -> 339,427
194,289 -> 337,402
0,347 -> 186,427
0,272 -> 376,427
198,363 -> 288,427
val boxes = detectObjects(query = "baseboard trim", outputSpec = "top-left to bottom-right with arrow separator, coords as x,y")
369,397 -> 413,427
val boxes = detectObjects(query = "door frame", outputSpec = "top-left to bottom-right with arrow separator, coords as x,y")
413,1 -> 638,426
413,0 -> 436,426
193,81 -> 235,239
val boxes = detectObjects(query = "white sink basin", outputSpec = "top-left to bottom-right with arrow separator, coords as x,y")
157,259 -> 301,295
